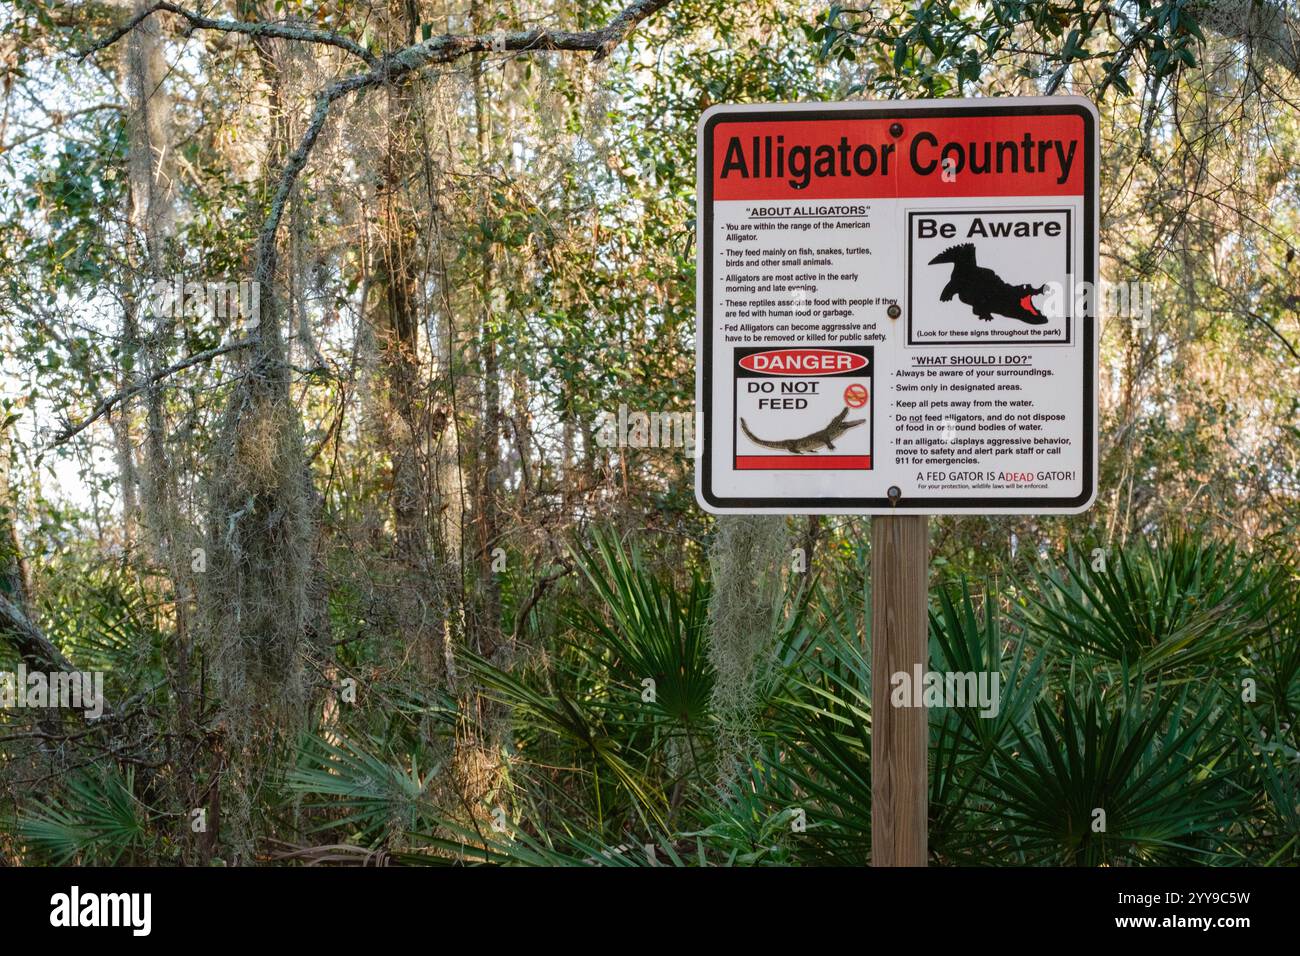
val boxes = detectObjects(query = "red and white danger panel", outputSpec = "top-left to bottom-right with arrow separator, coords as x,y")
695,97 -> 1099,514
734,347 -> 874,470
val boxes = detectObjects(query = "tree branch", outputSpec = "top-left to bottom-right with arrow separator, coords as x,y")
246,0 -> 675,303
0,591 -> 75,673
78,0 -> 675,383
78,1 -> 380,66
1243,308 -> 1300,361
511,561 -> 573,643
50,337 -> 258,448
377,0 -> 675,70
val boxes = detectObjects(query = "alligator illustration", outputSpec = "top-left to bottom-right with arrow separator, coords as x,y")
928,242 -> 1048,325
739,408 -> 864,453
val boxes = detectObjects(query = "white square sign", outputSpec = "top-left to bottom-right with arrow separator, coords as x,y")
695,97 -> 1099,514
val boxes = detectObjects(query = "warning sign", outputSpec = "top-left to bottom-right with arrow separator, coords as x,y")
733,346 -> 873,470
695,97 -> 1099,514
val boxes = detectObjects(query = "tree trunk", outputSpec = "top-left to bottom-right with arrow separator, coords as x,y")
470,17 -> 504,664
371,0 -> 447,678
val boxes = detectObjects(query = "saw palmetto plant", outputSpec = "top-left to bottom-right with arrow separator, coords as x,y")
1016,533 -> 1275,677
3,521 -> 1293,867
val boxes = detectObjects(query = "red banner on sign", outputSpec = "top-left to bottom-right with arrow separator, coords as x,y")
711,113 -> 1085,201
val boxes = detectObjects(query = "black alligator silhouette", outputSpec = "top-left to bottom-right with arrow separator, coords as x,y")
740,408 -> 864,453
928,243 -> 1047,325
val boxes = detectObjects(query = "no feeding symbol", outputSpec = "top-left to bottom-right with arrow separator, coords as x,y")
844,383 -> 869,408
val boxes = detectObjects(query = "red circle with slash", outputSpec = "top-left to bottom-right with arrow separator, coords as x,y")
843,383 -> 869,408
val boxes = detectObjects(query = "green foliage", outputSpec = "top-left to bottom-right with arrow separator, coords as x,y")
927,582 -> 1045,862
4,522 -> 1294,867
38,561 -> 169,702
1018,532 -> 1273,675
978,690 -> 1245,865
684,763 -> 802,865
286,733 -> 439,846
568,529 -> 714,733
18,766 -> 153,865
464,646 -> 672,831
816,1 -> 1208,98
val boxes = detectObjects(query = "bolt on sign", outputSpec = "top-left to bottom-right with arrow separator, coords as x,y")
695,97 -> 1100,514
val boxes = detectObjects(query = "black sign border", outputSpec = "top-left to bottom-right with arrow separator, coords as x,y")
698,101 -> 1096,512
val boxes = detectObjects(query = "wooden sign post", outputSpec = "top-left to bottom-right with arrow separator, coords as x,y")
870,514 -> 929,866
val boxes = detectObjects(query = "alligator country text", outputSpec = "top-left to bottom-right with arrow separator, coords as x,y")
718,131 -> 1079,190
